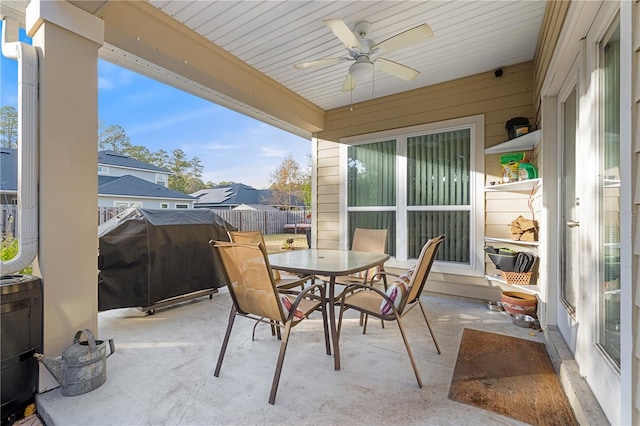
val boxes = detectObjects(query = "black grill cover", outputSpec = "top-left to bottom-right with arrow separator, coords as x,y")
97,208 -> 235,311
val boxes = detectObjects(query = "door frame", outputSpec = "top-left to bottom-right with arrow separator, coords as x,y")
540,1 -> 630,424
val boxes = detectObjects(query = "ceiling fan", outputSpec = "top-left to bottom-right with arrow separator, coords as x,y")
294,19 -> 433,91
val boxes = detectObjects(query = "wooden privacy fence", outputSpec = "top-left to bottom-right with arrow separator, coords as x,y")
98,207 -> 309,234
207,209 -> 309,234
1,206 -> 310,239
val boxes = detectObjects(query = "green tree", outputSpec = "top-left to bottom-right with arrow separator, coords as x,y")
189,156 -> 203,179
300,154 -> 312,209
167,148 -> 191,192
149,149 -> 169,169
98,121 -> 131,152
269,154 -> 303,209
0,106 -> 18,148
122,144 -> 152,163
184,177 -> 207,194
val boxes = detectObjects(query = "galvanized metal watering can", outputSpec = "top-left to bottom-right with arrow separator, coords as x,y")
34,329 -> 115,396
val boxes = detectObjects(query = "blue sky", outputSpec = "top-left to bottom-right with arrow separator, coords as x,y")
1,25 -> 310,189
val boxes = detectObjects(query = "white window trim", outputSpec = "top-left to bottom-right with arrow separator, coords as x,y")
160,203 -> 169,209
175,203 -> 189,209
156,173 -> 168,187
98,165 -> 109,174
339,114 -> 485,276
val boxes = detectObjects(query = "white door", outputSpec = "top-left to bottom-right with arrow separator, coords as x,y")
557,70 -> 579,348
555,7 -> 621,423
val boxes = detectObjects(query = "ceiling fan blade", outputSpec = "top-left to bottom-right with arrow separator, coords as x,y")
323,18 -> 363,51
293,57 -> 348,69
376,58 -> 420,81
372,24 -> 433,55
341,73 -> 356,92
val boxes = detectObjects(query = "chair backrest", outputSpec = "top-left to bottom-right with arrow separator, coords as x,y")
350,228 -> 388,280
351,228 -> 388,253
212,241 -> 285,322
228,231 -> 281,281
405,235 -> 446,305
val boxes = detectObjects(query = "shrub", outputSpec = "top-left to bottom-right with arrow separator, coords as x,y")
1,233 -> 33,275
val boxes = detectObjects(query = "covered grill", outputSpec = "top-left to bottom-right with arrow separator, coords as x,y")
98,208 -> 234,312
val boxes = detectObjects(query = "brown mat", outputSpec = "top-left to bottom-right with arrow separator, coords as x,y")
448,328 -> 577,426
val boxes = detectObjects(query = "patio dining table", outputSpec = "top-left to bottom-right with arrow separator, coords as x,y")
268,249 -> 390,370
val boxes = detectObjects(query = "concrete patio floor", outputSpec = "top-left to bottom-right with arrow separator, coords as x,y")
35,289 -> 573,425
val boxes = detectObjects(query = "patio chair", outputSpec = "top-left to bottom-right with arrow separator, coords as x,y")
336,235 -> 445,388
228,230 -> 303,290
317,228 -> 389,288
211,241 -> 331,404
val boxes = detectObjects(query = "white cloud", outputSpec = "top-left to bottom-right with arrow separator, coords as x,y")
260,146 -> 288,157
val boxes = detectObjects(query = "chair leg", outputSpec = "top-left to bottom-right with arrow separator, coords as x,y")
269,320 -> 293,405
418,300 -> 441,355
321,300 -> 331,355
337,303 -> 346,340
396,317 -> 423,388
215,307 -> 237,377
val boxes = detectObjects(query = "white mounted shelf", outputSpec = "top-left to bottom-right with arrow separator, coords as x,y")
484,237 -> 539,247
484,274 -> 540,294
484,178 -> 541,192
484,129 -> 541,154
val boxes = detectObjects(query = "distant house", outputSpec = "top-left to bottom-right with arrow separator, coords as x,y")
98,150 -> 195,208
0,149 -> 18,205
191,183 -> 270,209
191,183 -> 303,210
232,203 -> 279,211
0,149 -> 194,208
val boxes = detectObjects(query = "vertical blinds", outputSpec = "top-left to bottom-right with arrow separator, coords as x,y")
407,129 -> 470,206
347,140 -> 396,207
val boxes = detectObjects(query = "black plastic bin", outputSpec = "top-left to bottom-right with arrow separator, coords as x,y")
1,274 -> 42,426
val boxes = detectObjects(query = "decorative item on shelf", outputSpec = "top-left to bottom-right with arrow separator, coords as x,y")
500,291 -> 537,316
505,116 -> 531,140
500,152 -> 527,183
509,215 -> 538,242
484,246 -> 517,271
518,162 -> 538,180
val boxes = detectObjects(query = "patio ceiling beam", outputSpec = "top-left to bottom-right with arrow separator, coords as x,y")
90,1 -> 325,134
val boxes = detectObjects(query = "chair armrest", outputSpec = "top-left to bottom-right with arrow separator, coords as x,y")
339,282 -> 404,318
278,275 -> 326,317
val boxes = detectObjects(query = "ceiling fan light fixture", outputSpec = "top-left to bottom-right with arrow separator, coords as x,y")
349,60 -> 374,81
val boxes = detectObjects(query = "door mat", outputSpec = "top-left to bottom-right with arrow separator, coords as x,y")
448,328 -> 577,426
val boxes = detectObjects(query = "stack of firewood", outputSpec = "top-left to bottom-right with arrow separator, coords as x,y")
509,215 -> 538,242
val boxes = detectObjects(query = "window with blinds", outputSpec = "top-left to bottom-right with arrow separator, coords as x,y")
344,117 -> 480,271
407,130 -> 471,262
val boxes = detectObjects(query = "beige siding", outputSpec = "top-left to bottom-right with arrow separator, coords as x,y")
315,62 -> 535,297
533,0 -> 570,127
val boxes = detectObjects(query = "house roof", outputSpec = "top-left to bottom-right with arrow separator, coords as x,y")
232,203 -> 279,212
98,150 -> 170,174
0,148 -> 17,193
191,183 -> 270,206
99,175 -> 195,200
192,183 -> 304,208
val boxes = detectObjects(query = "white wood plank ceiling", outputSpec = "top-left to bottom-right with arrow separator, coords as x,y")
149,0 -> 546,111
0,0 -> 546,135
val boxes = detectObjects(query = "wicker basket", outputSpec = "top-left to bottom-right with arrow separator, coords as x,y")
500,271 -> 533,285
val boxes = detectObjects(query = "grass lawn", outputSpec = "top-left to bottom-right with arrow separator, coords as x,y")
262,233 -> 309,253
